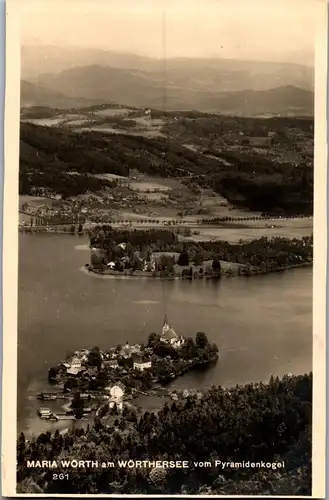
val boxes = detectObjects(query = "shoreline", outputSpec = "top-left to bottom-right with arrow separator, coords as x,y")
85,261 -> 312,280
20,366 -> 303,440
27,339 -> 219,436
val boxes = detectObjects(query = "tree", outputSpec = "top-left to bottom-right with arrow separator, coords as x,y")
193,253 -> 203,266
148,332 -> 160,347
115,261 -> 124,272
160,254 -> 174,269
212,258 -> 221,273
48,366 -> 59,383
167,261 -> 175,275
131,254 -> 142,271
17,432 -> 26,465
196,331 -> 208,349
71,391 -> 84,419
181,337 -> 197,359
87,346 -> 102,369
177,251 -> 189,266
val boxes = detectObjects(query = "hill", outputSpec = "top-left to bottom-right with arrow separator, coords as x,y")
207,86 -> 314,116
26,65 -> 314,115
19,120 -> 313,215
20,80 -> 103,109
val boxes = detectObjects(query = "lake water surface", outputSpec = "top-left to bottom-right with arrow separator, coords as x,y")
18,233 -> 312,433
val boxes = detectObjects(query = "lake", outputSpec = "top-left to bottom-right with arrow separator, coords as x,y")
18,233 -> 312,434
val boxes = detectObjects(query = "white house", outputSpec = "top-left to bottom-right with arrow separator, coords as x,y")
160,315 -> 185,349
132,355 -> 152,371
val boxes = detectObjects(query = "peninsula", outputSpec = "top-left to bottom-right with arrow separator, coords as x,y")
87,226 -> 313,279
38,320 -> 218,423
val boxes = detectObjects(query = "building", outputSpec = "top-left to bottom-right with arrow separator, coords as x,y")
107,382 -> 125,400
38,408 -> 53,419
70,357 -> 82,369
160,315 -> 185,349
109,400 -> 123,411
120,342 -> 141,358
132,355 -> 152,371
104,359 -> 119,369
67,367 -> 84,377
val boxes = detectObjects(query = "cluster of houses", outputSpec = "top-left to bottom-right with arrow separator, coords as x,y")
38,317 -> 189,421
60,315 -> 184,378
53,316 -> 185,413
105,254 -> 157,272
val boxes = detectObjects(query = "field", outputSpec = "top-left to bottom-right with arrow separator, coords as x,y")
184,220 -> 313,244
93,108 -> 131,117
19,112 -> 313,236
21,117 -> 66,126
19,195 -> 54,207
129,181 -> 171,192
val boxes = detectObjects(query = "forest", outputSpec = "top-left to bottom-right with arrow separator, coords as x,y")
89,227 -> 313,273
17,372 -> 312,495
20,119 -> 313,214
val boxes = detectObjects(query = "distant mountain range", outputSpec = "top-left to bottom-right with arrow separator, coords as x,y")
21,78 -> 314,117
21,45 -> 315,83
21,47 -> 314,116
20,80 -> 103,109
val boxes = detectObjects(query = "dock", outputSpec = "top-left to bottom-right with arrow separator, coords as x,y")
37,392 -> 67,401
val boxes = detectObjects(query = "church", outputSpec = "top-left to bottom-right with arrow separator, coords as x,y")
160,315 -> 185,349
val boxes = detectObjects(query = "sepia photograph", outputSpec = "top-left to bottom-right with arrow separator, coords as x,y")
1,0 -> 327,496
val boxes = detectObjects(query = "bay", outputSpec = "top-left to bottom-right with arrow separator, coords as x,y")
18,232 -> 312,433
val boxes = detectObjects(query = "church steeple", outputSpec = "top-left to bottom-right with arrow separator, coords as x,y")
162,314 -> 170,334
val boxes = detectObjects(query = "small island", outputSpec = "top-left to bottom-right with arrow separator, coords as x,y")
38,317 -> 218,423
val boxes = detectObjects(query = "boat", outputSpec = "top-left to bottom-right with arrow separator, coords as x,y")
37,408 -> 53,419
37,392 -> 66,400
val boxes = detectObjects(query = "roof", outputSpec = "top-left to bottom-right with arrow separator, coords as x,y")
121,345 -> 132,354
162,328 -> 178,341
67,367 -> 83,376
112,381 -> 125,391
133,356 -> 151,365
108,359 -> 119,366
71,356 -> 81,362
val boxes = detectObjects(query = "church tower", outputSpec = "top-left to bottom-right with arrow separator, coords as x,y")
162,314 -> 170,335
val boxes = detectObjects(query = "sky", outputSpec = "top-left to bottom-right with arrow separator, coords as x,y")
20,0 -> 320,62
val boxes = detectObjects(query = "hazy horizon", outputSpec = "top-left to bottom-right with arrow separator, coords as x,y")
21,44 -> 315,68
20,0 -> 318,66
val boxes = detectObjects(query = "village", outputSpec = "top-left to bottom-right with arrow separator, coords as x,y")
36,316 -> 219,427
